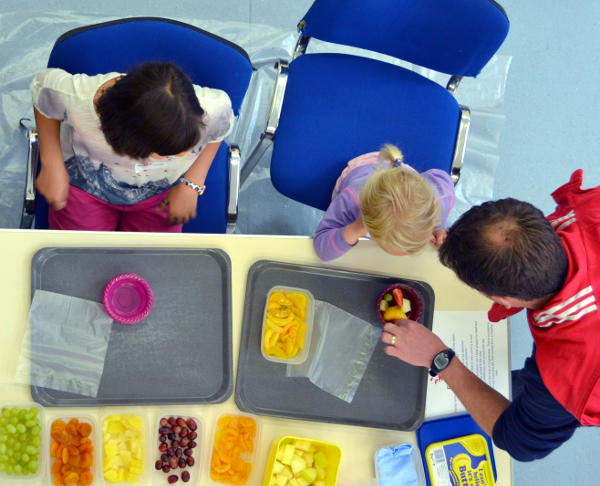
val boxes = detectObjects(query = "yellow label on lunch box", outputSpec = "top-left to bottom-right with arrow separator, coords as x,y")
425,433 -> 495,486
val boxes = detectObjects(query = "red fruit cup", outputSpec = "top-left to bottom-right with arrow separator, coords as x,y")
103,273 -> 154,324
376,283 -> 423,325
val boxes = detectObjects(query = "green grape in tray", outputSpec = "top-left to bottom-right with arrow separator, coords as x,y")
0,406 -> 41,476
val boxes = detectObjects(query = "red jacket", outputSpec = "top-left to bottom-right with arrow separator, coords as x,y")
489,170 -> 600,425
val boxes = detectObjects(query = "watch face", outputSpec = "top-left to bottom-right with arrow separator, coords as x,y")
434,352 -> 449,369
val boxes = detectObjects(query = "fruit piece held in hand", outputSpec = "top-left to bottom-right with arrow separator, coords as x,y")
383,305 -> 407,322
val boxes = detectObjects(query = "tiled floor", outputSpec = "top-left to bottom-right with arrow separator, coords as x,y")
1,1 -> 599,484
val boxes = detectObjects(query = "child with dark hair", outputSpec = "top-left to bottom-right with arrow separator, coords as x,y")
31,62 -> 234,231
380,170 -> 600,462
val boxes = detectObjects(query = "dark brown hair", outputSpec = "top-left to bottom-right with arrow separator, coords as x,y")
96,62 -> 205,159
438,198 -> 568,300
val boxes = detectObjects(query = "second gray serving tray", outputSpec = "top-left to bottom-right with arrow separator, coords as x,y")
30,247 -> 233,406
235,260 -> 434,431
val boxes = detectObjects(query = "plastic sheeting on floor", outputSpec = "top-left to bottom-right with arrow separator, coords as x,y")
0,11 -> 511,234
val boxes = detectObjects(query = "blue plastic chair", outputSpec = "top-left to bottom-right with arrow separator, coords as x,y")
21,17 -> 253,233
243,0 -> 509,211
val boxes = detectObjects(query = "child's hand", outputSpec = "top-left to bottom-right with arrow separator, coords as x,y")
35,162 -> 70,210
431,228 -> 447,249
158,183 -> 198,225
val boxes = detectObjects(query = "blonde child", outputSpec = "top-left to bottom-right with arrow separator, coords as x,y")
313,144 -> 454,261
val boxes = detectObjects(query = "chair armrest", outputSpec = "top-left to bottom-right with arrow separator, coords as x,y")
450,106 -> 471,184
241,60 -> 289,186
265,60 -> 289,138
292,35 -> 310,60
226,145 -> 241,232
19,119 -> 39,229
446,75 -> 463,94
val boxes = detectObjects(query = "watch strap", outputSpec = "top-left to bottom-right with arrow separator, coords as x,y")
429,348 -> 455,377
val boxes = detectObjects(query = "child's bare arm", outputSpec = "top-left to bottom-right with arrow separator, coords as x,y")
159,142 -> 220,225
33,107 -> 70,210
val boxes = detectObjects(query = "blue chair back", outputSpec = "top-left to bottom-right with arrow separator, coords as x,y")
36,17 -> 253,233
270,54 -> 460,211
300,0 -> 509,76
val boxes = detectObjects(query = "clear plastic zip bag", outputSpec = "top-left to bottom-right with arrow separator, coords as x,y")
14,289 -> 113,397
286,300 -> 381,403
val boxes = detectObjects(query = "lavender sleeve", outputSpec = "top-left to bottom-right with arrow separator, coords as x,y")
313,187 -> 362,261
421,169 -> 455,228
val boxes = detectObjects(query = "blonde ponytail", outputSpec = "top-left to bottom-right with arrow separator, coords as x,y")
378,144 -> 403,165
360,145 -> 441,254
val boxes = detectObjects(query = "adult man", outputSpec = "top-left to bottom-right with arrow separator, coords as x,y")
381,170 -> 599,461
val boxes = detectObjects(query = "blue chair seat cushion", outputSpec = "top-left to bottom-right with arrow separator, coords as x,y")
270,53 -> 461,211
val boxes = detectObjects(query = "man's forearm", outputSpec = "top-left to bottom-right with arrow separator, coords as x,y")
439,357 -> 511,436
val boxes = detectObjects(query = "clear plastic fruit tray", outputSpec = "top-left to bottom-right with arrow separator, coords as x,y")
46,413 -> 99,486
0,402 -> 45,483
208,412 -> 261,486
152,412 -> 203,485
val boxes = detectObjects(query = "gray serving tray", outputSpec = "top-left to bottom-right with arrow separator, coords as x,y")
235,260 -> 434,431
30,247 -> 232,406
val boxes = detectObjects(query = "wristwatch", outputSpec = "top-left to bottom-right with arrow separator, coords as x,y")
429,348 -> 455,377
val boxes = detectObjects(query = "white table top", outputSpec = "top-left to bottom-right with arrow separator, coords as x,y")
0,229 -> 511,486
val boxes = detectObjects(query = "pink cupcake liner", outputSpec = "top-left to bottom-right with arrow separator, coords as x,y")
103,273 -> 154,325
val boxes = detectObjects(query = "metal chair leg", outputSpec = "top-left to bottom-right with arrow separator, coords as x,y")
19,118 -> 39,229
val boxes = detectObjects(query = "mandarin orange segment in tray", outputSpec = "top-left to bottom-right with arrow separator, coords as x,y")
210,415 -> 257,485
49,417 -> 94,486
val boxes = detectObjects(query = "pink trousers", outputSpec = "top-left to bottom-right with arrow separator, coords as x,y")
49,185 -> 183,232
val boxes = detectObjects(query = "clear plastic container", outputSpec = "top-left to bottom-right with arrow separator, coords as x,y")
46,414 -> 99,486
208,412 -> 260,486
261,286 -> 315,365
374,443 -> 426,486
262,436 -> 341,486
152,412 -> 203,485
99,411 -> 149,486
0,402 -> 45,483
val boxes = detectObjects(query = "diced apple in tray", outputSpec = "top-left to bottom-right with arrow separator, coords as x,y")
264,437 -> 341,486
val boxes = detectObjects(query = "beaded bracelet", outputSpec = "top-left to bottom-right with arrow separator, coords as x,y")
177,177 -> 206,195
